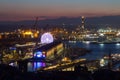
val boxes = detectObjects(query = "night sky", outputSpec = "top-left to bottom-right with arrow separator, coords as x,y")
0,0 -> 120,21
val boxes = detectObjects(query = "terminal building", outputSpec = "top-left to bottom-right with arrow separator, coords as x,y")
33,41 -> 64,60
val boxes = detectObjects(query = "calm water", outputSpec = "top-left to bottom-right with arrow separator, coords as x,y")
67,41 -> 120,60
27,41 -> 120,71
27,62 -> 46,72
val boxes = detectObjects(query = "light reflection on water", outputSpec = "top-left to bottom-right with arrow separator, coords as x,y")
115,43 -> 120,49
67,41 -> 120,60
9,62 -> 18,67
27,62 -> 46,72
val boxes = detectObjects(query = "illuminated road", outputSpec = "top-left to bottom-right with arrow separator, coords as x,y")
38,59 -> 93,71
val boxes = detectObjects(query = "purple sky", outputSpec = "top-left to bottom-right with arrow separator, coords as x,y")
0,0 -> 120,21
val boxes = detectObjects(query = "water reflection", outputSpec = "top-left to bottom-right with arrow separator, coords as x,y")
116,43 -> 120,49
116,43 -> 120,46
99,43 -> 104,48
9,62 -> 18,67
67,41 -> 120,60
27,62 -> 46,72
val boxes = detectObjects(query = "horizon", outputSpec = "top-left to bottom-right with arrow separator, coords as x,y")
0,0 -> 120,21
0,15 -> 120,22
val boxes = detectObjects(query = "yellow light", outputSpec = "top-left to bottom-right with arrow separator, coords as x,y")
116,32 -> 120,36
34,33 -> 38,38
24,31 -> 33,35
37,31 -> 39,33
82,16 -> 84,19
0,34 -> 2,39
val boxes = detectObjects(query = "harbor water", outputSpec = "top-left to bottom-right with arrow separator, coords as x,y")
10,41 -> 120,71
66,41 -> 120,60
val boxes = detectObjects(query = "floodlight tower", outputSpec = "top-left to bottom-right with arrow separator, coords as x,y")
81,16 -> 85,30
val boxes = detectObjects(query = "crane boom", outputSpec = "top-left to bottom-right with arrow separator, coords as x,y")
33,17 -> 39,30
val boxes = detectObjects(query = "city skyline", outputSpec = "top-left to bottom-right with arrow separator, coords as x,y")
0,0 -> 120,21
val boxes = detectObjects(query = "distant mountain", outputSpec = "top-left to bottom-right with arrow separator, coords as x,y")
0,15 -> 120,32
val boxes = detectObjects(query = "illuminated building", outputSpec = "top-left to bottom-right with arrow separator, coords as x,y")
22,30 -> 39,38
33,41 -> 64,59
97,28 -> 117,41
23,31 -> 33,38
